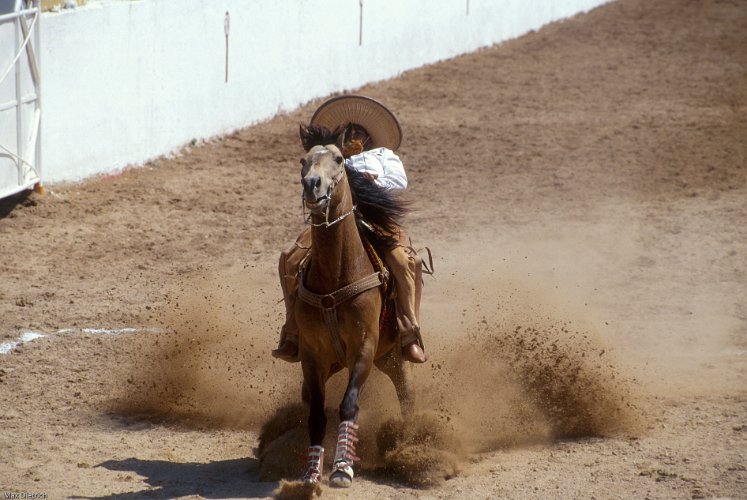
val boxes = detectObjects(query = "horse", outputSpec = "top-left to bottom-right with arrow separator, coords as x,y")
293,123 -> 414,488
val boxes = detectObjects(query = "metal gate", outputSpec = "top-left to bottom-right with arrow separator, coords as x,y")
0,0 -> 41,200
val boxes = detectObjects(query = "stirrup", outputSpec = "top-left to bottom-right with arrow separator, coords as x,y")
271,338 -> 299,362
402,342 -> 427,363
400,326 -> 427,363
400,326 -> 425,351
272,323 -> 300,362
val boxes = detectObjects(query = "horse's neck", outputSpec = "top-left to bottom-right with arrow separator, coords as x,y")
308,183 -> 371,290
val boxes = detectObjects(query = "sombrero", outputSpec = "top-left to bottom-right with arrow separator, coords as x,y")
310,95 -> 402,151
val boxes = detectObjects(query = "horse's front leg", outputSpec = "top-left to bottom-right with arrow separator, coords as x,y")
301,359 -> 328,485
330,337 -> 375,488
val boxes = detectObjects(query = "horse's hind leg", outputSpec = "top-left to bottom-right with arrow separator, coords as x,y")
374,347 -> 414,419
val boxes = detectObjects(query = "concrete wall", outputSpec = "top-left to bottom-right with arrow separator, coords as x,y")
39,0 -> 610,184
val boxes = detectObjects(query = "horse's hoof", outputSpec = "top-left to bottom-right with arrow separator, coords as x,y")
329,470 -> 353,488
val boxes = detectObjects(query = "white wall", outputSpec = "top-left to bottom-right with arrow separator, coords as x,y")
40,0 -> 609,184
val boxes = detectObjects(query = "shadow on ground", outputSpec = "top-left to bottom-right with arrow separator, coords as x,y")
76,457 -> 277,499
0,190 -> 35,220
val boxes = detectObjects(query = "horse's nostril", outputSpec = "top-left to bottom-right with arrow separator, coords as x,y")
303,175 -> 320,196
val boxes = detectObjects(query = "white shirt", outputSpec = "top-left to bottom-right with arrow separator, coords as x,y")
345,147 -> 408,191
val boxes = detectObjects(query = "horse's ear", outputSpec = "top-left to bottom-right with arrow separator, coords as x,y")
299,124 -> 314,152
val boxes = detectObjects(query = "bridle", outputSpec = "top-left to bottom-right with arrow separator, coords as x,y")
302,149 -> 356,228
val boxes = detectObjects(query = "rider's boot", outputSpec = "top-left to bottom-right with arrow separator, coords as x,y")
400,321 -> 427,363
272,314 -> 299,361
271,240 -> 305,363
385,243 -> 427,364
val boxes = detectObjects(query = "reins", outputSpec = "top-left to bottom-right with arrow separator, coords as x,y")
304,204 -> 357,228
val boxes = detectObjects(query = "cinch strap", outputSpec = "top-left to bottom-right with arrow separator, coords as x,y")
298,271 -> 385,365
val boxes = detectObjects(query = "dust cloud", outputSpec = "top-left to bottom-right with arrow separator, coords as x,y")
111,260 -> 300,429
112,241 -> 648,486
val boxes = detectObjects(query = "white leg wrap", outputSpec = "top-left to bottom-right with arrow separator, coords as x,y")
302,445 -> 324,484
332,420 -> 359,479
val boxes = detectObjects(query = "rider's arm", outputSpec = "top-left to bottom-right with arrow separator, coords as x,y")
375,148 -> 408,191
346,148 -> 408,191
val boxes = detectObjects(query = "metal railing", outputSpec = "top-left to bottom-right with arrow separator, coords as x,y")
0,0 -> 41,199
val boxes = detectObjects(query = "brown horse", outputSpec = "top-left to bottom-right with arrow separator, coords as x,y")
294,124 -> 413,487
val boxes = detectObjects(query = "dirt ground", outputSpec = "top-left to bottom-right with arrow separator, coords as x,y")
1,0 -> 745,498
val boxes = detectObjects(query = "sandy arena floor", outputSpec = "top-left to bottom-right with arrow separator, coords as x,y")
1,0 -> 745,498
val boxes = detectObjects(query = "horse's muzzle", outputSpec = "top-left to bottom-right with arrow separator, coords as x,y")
302,174 -> 322,198
304,195 -> 329,213
302,174 -> 330,212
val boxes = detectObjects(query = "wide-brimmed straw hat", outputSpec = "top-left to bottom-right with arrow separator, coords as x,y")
310,95 -> 402,151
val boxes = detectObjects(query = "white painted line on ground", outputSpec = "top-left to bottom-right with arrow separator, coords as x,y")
0,327 -> 160,354
0,332 -> 46,354
81,327 -> 140,335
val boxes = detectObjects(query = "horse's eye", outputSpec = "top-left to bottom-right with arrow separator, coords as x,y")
300,158 -> 307,168
335,156 -> 343,165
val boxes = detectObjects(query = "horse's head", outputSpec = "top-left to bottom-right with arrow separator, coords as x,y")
300,144 -> 346,214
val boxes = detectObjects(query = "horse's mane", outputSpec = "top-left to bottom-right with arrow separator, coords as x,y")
346,166 -> 408,250
299,123 -> 346,152
299,124 -> 409,251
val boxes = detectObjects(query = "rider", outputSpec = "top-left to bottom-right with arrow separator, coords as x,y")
272,95 -> 427,364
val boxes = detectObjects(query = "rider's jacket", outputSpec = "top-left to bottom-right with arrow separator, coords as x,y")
345,147 -> 407,192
